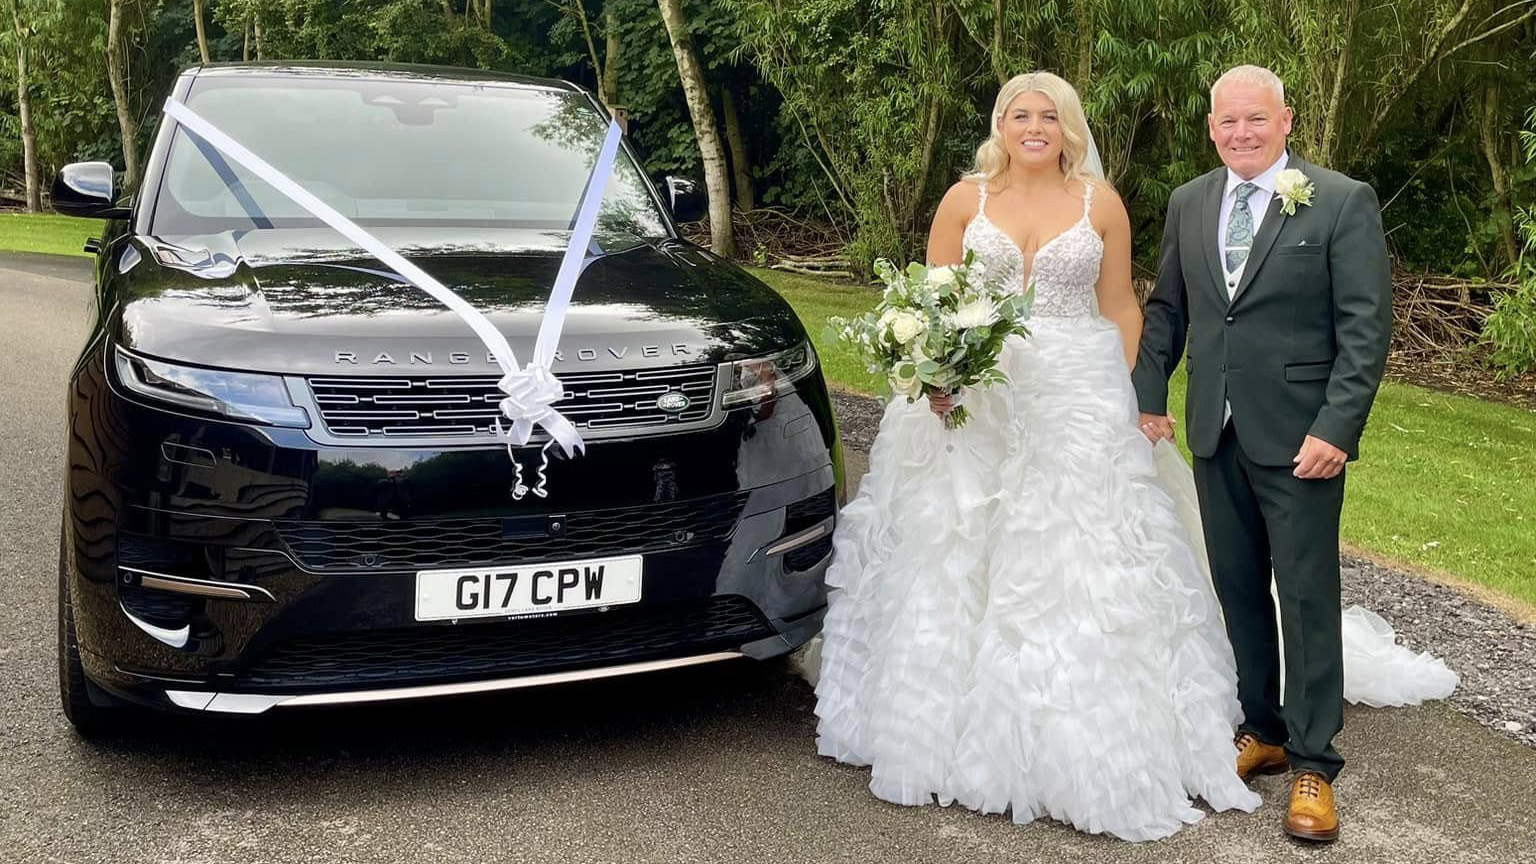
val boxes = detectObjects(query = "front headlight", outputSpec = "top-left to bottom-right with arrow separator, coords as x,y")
721,341 -> 818,408
113,347 -> 310,428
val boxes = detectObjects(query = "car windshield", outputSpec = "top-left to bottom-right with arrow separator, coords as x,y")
150,74 -> 668,248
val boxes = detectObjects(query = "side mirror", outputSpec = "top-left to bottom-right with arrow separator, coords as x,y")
663,176 -> 706,223
52,162 -> 131,219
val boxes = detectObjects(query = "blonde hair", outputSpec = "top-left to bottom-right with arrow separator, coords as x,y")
969,71 -> 1094,187
1210,65 -> 1286,110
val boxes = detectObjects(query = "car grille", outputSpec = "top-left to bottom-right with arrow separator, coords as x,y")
784,488 -> 836,533
784,537 -> 833,573
305,365 -> 718,439
235,595 -> 776,688
274,491 -> 752,571
782,488 -> 835,572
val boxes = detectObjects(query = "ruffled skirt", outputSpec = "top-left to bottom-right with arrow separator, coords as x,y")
813,317 -> 1262,841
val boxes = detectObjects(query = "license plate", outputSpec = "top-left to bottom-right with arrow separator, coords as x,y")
414,555 -> 643,622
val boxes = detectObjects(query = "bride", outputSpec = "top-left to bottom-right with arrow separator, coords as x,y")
808,72 -> 1455,842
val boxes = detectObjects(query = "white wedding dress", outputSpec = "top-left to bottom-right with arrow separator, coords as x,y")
808,181 -> 1457,842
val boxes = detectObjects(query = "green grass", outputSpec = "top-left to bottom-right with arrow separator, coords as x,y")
0,213 -> 101,257
750,267 -> 886,394
753,266 -> 1536,609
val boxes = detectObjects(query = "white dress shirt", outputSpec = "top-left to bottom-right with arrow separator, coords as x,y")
1217,150 -> 1289,299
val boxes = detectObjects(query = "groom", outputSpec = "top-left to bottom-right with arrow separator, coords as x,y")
1133,65 -> 1392,843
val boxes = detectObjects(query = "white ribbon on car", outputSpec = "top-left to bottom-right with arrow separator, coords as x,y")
162,98 -> 627,497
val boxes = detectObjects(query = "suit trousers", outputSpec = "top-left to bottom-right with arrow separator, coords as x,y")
1192,422 -> 1347,780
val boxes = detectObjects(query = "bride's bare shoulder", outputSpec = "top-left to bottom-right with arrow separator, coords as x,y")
1077,176 -> 1123,204
932,179 -> 985,231
939,178 -> 984,210
1082,177 -> 1129,230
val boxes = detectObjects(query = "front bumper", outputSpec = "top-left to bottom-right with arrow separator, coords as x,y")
63,347 -> 841,713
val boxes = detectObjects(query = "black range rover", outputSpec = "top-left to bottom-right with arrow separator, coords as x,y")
55,63 -> 841,734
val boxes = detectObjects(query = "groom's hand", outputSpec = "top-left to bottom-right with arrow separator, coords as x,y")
1293,435 -> 1347,479
1138,413 -> 1175,443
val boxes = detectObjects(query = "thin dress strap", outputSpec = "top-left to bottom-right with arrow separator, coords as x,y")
976,180 -> 989,217
1081,180 -> 1094,220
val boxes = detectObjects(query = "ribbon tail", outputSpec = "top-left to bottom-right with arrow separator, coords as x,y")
537,414 -> 585,458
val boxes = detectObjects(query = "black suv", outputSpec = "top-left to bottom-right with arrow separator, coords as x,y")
54,63 -> 841,734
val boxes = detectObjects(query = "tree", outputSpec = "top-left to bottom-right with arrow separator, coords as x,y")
192,0 -> 209,62
656,0 -> 734,255
720,80 -> 752,211
106,0 -> 139,187
5,0 -> 39,211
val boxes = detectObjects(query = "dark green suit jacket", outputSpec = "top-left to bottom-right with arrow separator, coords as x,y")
1132,154 -> 1393,467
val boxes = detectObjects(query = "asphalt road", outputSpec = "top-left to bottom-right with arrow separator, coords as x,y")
2,252 -> 1533,864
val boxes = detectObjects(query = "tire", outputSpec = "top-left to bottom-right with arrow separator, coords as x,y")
57,519 -> 125,738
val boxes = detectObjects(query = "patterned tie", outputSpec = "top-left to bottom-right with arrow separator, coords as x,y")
1225,182 -> 1260,272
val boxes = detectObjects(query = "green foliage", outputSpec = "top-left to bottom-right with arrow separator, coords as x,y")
2,0 -> 1532,287
1482,107 -> 1536,378
1484,255 -> 1536,377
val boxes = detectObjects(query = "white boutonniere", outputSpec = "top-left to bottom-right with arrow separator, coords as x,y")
1274,168 -> 1315,216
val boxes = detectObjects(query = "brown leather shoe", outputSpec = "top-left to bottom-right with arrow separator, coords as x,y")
1235,732 -> 1289,781
1284,771 -> 1340,842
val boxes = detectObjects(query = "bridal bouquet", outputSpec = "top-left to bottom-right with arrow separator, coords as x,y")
828,252 -> 1033,429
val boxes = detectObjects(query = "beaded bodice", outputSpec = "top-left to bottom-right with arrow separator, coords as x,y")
961,181 -> 1104,318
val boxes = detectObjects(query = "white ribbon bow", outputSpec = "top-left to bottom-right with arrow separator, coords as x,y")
161,98 -> 627,481
496,364 -> 578,455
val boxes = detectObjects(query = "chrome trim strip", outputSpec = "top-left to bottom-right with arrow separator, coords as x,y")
163,651 -> 745,714
139,575 -> 253,601
759,517 -> 834,559
166,690 -> 215,710
122,566 -> 276,602
122,608 -> 191,649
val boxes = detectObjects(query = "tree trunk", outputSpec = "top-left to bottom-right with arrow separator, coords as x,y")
193,0 -> 210,63
992,0 -> 1006,85
254,13 -> 264,59
1317,0 -> 1358,167
721,84 -> 754,213
11,0 -> 40,212
243,18 -> 250,61
602,6 -> 621,108
107,0 -> 140,188
911,93 -> 942,235
572,1 -> 604,102
1480,77 -> 1521,270
655,0 -> 735,256
909,1 -> 947,235
1072,0 -> 1092,84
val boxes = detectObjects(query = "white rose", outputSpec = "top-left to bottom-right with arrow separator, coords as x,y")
1274,168 -> 1308,197
950,298 -> 998,329
926,265 -> 957,286
889,363 -> 922,399
889,310 -> 927,345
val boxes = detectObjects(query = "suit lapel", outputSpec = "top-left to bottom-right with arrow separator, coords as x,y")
1200,170 -> 1227,303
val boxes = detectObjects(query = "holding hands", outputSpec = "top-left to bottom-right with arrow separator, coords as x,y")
1138,412 -> 1176,444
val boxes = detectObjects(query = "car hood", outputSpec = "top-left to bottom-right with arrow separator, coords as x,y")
109,228 -> 805,375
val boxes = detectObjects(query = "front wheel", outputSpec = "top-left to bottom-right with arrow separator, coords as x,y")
57,519 -> 127,738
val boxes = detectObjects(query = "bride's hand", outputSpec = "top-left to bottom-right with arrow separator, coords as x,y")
927,391 -> 956,416
1138,412 -> 1175,443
